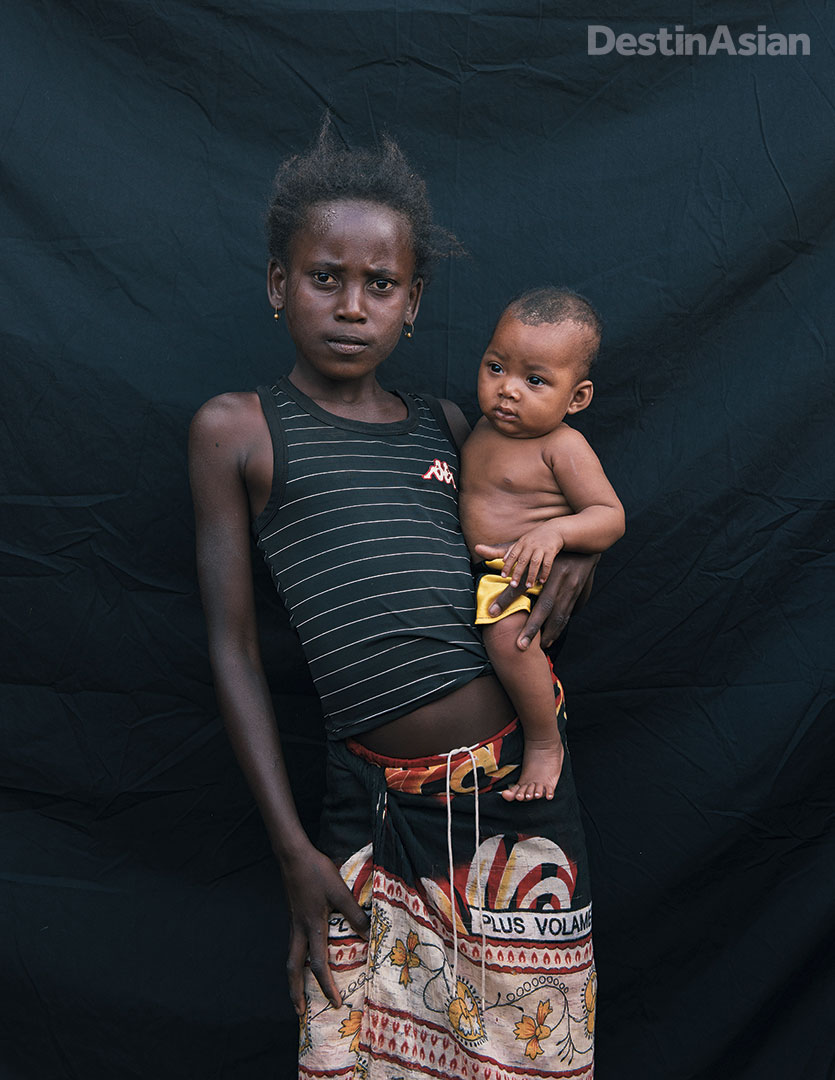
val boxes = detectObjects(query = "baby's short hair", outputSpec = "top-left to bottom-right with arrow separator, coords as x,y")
503,287 -> 602,372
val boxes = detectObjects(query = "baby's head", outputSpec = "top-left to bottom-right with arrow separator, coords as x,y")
502,288 -> 602,374
478,287 -> 602,439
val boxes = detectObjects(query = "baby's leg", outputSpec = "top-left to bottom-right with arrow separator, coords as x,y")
482,612 -> 564,801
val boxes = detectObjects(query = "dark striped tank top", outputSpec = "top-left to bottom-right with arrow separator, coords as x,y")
252,377 -> 491,740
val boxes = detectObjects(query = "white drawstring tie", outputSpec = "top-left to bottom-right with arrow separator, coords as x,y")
445,744 -> 487,1012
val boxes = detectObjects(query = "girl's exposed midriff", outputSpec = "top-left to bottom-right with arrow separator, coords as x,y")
352,673 -> 515,757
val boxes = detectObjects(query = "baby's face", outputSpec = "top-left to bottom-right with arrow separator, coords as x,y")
477,316 -> 595,438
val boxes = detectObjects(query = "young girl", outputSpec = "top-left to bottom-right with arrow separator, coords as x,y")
189,124 -> 598,1079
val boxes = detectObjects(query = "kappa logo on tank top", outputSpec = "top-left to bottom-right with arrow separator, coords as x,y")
421,458 -> 457,489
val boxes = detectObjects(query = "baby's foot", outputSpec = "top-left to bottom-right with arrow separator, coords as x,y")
501,740 -> 565,801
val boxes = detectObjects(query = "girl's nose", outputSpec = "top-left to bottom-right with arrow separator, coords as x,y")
335,284 -> 366,321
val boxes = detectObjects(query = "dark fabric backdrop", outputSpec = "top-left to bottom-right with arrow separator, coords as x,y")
2,2 -> 833,1078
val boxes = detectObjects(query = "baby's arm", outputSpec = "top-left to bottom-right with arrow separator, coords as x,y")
476,426 -> 624,588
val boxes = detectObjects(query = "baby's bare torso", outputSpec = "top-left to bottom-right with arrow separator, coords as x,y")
459,417 -> 572,555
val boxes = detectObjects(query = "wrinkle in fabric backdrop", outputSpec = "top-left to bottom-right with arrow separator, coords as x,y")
2,3 -> 834,1078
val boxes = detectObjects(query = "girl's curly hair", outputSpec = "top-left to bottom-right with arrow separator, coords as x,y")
266,117 -> 459,283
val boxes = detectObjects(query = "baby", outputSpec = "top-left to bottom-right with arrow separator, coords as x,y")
460,287 -> 625,801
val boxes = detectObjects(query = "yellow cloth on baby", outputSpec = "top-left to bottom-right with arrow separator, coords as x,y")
474,557 -> 543,625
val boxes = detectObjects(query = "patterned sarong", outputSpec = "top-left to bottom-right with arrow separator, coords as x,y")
299,680 -> 595,1079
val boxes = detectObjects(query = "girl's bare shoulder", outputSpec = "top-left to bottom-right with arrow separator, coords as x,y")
191,390 -> 260,432
190,391 -> 266,456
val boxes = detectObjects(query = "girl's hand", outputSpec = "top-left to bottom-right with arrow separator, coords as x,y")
481,548 -> 600,650
522,551 -> 599,649
282,845 -> 370,1015
475,522 -> 567,590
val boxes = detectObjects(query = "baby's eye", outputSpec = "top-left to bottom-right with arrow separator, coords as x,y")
527,375 -> 545,386
487,362 -> 503,374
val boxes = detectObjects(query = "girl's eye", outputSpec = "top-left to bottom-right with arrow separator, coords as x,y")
372,279 -> 394,292
312,271 -> 336,285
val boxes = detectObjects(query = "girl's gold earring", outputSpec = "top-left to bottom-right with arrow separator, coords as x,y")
403,321 -> 414,339
274,307 -> 282,321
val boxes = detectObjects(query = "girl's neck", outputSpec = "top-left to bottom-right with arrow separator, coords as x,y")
287,368 -> 407,423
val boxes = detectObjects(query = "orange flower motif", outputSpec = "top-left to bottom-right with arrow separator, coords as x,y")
447,980 -> 484,1043
389,930 -> 421,986
338,1009 -> 363,1053
514,999 -> 553,1060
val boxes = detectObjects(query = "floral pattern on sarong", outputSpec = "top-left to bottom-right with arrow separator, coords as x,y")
300,696 -> 594,1079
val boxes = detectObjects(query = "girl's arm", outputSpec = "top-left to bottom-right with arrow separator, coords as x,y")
480,549 -> 601,650
189,395 -> 368,1014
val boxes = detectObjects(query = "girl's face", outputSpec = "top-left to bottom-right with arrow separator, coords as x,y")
268,199 -> 423,386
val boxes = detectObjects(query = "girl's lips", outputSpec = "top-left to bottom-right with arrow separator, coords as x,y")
328,338 -> 368,355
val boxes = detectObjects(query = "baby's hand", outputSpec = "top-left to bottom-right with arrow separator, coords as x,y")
475,523 -> 566,589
